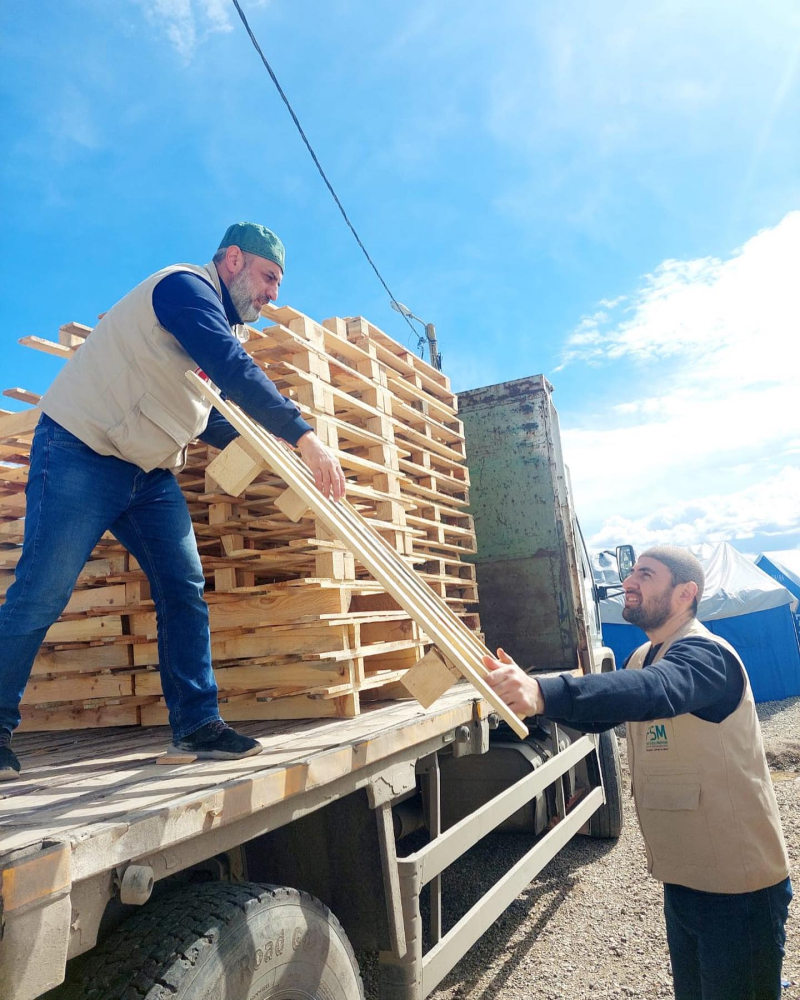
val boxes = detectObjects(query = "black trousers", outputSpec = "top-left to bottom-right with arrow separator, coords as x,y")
664,877 -> 792,1000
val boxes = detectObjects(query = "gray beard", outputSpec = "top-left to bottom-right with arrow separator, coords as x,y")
622,592 -> 673,631
228,267 -> 261,322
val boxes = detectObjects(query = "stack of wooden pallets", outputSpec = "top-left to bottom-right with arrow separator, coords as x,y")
0,305 -> 481,731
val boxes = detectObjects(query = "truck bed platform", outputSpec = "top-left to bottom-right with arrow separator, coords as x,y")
0,686 -> 480,880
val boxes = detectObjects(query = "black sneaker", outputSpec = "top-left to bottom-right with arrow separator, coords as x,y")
168,720 -> 263,760
0,745 -> 21,782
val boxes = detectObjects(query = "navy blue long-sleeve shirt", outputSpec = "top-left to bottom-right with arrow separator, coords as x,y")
151,269 -> 313,448
536,635 -> 744,733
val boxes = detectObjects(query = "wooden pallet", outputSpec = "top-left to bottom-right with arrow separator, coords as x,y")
1,306 -> 485,730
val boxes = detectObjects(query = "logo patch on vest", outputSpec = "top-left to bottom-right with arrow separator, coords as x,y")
645,723 -> 670,751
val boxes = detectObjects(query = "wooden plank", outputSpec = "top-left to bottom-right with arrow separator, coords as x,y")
0,466 -> 27,485
44,616 -> 123,644
63,584 -> 128,615
133,621 -> 350,667
158,753 -> 197,765
128,588 -> 349,639
0,407 -> 39,439
0,493 -> 26,513
141,692 -> 348,726
2,388 -> 41,405
205,438 -> 266,495
17,703 -> 139,732
31,645 -> 132,677
22,672 -> 134,704
17,336 -> 74,359
400,648 -> 460,708
135,661 -> 344,697
184,371 -> 526,738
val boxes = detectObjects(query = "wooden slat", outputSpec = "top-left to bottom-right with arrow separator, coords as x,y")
2,388 -> 41,405
184,371 -> 526,738
17,336 -> 74,359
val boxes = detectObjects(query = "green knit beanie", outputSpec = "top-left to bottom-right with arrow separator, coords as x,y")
218,222 -> 285,271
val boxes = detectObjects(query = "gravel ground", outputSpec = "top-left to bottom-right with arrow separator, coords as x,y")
362,696 -> 800,999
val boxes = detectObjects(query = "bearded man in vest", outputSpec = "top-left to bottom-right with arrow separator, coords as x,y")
0,222 -> 346,780
483,546 -> 792,1000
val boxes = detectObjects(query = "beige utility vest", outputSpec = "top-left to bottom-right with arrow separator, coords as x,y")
627,618 -> 788,893
40,262 -> 244,474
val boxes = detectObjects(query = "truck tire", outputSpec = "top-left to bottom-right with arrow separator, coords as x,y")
50,881 -> 364,1000
587,729 -> 624,839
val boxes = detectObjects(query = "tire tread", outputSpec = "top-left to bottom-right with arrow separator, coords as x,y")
588,729 -> 624,839
47,882 -> 363,1000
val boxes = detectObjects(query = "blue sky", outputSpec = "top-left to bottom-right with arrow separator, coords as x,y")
2,0 -> 799,553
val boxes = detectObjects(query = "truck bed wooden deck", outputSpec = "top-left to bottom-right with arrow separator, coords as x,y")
0,686 -> 481,880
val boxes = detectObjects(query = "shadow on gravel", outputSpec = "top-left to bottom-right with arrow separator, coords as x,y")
440,875 -> 573,999
360,829 -> 619,999
428,832 -> 619,998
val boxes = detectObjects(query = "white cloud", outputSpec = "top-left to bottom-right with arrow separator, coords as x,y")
137,0 -> 197,62
588,467 -> 800,550
559,211 -> 800,375
132,0 -> 270,61
560,212 -> 800,547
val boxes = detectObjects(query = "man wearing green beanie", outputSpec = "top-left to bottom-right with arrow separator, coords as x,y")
0,223 -> 346,779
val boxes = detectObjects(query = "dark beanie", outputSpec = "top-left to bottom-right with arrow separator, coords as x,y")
640,546 -> 704,607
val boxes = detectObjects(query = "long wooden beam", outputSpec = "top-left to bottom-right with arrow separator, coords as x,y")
185,370 -> 528,738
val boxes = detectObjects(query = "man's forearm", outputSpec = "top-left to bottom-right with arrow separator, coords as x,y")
537,660 -> 716,727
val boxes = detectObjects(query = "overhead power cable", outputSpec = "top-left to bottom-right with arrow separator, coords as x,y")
229,0 -> 421,346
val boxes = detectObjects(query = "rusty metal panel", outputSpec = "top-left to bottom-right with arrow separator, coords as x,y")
459,376 -> 580,670
0,841 -> 72,999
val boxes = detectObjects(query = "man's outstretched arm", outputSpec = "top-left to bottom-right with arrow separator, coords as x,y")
483,640 -> 741,728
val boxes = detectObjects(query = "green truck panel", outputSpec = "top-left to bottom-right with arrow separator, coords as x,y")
459,375 -> 584,672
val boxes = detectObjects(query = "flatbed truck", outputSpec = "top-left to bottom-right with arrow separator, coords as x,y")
0,374 -> 623,1000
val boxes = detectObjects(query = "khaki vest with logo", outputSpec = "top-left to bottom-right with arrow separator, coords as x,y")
40,262 -> 246,474
627,618 -> 788,893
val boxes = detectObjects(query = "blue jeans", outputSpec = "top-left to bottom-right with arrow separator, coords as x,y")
664,877 -> 792,1000
0,415 -> 220,739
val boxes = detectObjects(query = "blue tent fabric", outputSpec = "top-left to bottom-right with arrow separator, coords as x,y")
757,552 -> 800,602
601,607 -> 800,703
705,607 -> 800,703
601,622 -> 647,670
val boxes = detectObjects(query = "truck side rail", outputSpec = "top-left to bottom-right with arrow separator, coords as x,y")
379,733 -> 602,999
